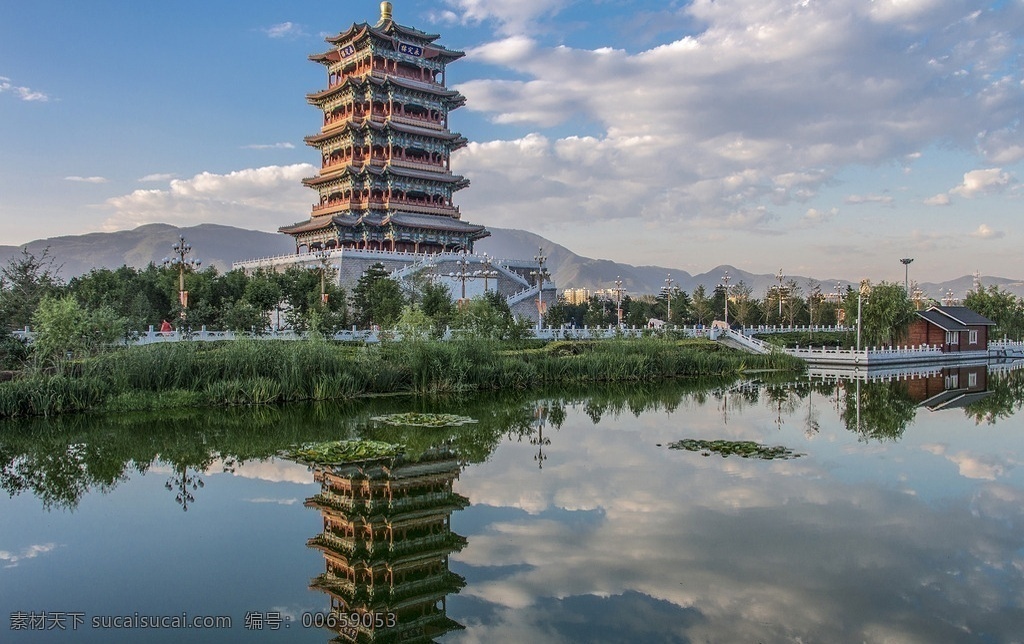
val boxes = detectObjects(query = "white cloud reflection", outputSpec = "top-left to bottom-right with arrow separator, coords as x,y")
450,394 -> 1024,641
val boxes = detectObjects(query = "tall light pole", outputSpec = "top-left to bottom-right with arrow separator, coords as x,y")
856,279 -> 870,352
480,253 -> 498,292
162,235 -> 201,319
662,275 -> 676,323
315,250 -> 332,304
776,268 -> 785,320
448,250 -> 476,306
531,248 -> 549,329
613,276 -> 625,327
900,258 -> 914,294
720,271 -> 732,326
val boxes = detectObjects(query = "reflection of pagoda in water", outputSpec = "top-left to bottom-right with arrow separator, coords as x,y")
305,448 -> 468,642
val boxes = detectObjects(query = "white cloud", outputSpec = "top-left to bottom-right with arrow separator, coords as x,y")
970,224 -> 1005,240
138,173 -> 176,182
103,164 -> 315,231
923,193 -> 951,206
845,194 -> 894,205
262,22 -> 306,39
452,0 -> 1024,245
802,207 -> 838,225
241,142 -> 296,150
0,76 -> 49,101
949,168 -> 1013,197
64,176 -> 108,184
435,0 -> 572,35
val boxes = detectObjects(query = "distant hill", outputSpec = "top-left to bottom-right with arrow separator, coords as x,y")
2,223 -> 1021,299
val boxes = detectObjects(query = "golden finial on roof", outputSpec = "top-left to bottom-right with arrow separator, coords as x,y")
381,2 -> 393,21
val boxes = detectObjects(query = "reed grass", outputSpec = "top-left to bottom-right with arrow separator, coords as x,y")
0,337 -> 803,419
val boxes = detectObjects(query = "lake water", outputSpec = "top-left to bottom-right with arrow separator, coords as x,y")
2,365 -> 1023,643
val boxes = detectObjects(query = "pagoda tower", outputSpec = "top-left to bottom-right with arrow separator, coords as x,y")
304,448 -> 468,642
280,2 -> 488,255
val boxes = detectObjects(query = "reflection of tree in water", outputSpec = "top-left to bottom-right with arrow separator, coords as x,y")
840,380 -> 918,441
964,369 -> 1024,425
299,448 -> 468,642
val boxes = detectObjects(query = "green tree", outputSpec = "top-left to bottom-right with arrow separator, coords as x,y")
453,291 -> 530,341
352,263 -> 405,328
730,282 -> 758,328
964,284 -> 1024,340
420,280 -> 456,335
0,249 -> 62,330
782,279 -> 804,326
31,295 -> 126,370
690,285 -> 713,325
844,281 -> 916,347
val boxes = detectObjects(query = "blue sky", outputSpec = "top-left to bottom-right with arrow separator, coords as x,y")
2,0 -> 1022,283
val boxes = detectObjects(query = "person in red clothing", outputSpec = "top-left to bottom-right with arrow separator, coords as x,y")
160,319 -> 173,336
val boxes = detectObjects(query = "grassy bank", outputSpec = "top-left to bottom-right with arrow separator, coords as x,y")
0,337 -> 803,419
754,331 -> 856,349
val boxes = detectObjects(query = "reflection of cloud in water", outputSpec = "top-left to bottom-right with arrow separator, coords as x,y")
246,497 -> 300,505
949,452 -> 1011,480
0,543 -> 57,568
206,458 -> 312,484
452,400 -> 1024,641
918,443 -> 1016,480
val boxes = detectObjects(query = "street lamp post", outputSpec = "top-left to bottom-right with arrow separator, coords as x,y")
531,248 -> 548,329
900,258 -> 914,294
448,250 -> 476,306
776,269 -> 784,321
720,271 -> 732,325
315,250 -> 332,304
613,277 -> 625,328
856,280 -> 870,352
162,235 -> 201,319
662,275 -> 676,324
480,253 -> 498,292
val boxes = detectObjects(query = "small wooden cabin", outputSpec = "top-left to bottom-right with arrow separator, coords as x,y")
905,306 -> 995,352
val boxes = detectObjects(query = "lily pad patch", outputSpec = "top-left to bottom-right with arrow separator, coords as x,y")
371,413 -> 478,428
667,439 -> 803,460
282,440 -> 403,465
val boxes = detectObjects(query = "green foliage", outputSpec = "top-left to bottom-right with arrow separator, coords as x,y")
690,285 -> 713,325
397,305 -> 433,340
755,331 -> 856,349
68,264 -> 173,333
31,295 -> 126,369
352,263 -> 405,328
844,281 -> 916,347
0,332 -> 29,370
964,284 -> 1024,340
0,334 -> 803,420
221,300 -> 267,333
0,248 -> 62,330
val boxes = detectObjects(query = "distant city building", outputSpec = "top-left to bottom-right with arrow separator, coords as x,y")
562,288 -> 591,305
234,3 -> 555,322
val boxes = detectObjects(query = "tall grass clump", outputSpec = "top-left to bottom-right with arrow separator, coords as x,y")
0,335 -> 803,420
0,375 -> 109,418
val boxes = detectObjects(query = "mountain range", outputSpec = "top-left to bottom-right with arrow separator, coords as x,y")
2,223 -> 1021,300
